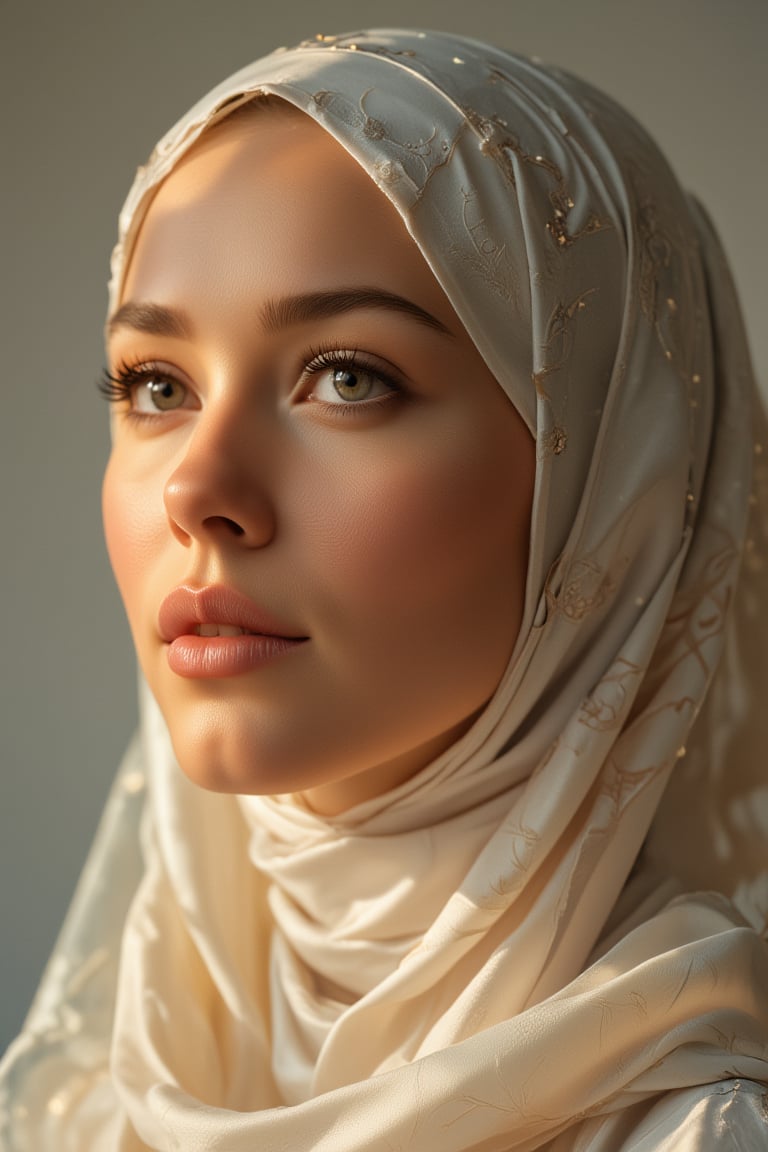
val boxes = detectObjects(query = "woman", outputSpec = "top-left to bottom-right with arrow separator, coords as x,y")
1,27 -> 766,1150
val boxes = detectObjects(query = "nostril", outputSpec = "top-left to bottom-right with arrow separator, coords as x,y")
163,463 -> 275,546
203,515 -> 246,537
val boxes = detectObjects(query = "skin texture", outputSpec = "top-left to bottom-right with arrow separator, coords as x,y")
103,108 -> 535,815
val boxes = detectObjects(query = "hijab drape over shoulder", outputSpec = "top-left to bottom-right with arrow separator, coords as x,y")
2,29 -> 767,1151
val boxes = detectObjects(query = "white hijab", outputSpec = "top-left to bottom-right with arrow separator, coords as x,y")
2,28 -> 767,1151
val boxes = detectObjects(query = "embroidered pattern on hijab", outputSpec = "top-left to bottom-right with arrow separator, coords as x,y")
1,28 -> 767,1152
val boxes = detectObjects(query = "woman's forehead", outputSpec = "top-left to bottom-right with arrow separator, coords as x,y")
120,111 -> 464,342
109,37 -> 542,427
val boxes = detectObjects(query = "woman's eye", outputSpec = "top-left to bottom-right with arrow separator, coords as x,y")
99,363 -> 196,416
133,375 -> 189,413
310,365 -> 394,405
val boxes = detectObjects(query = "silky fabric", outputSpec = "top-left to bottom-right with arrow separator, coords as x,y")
2,29 -> 767,1151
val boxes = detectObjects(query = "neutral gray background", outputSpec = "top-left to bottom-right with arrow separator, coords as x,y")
1,0 -> 765,1056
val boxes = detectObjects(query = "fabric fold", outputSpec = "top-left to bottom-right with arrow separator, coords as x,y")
2,27 -> 767,1152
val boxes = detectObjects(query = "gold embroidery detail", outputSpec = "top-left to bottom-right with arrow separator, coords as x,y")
311,87 -> 460,204
533,290 -> 597,458
457,188 -> 517,304
541,427 -> 567,455
545,552 -> 621,625
462,99 -> 611,250
580,659 -> 641,732
362,116 -> 387,140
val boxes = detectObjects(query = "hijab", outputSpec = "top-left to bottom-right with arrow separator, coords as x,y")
2,28 -> 767,1151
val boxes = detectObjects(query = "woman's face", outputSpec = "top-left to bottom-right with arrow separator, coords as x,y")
103,109 -> 535,814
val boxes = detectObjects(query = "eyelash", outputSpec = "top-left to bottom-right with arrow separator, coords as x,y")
97,348 -> 403,420
302,345 -> 403,413
98,361 -> 160,402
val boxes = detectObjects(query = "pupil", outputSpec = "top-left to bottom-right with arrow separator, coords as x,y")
330,367 -> 373,403
148,378 -> 182,411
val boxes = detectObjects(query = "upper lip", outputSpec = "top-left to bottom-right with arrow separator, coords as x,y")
158,584 -> 307,643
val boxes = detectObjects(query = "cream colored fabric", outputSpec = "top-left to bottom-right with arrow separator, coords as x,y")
2,28 -> 767,1151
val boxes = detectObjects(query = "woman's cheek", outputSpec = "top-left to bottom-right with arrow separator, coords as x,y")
295,439 -> 516,614
102,453 -> 167,623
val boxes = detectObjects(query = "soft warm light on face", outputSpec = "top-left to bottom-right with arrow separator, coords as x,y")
102,109 -> 535,814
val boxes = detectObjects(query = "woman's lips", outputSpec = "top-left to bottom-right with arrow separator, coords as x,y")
165,634 -> 307,678
158,584 -> 308,678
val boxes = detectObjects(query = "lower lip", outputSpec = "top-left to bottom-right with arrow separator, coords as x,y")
165,634 -> 307,678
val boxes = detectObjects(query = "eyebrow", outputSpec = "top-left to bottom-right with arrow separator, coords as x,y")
108,288 -> 454,340
260,288 -> 454,336
108,301 -> 192,339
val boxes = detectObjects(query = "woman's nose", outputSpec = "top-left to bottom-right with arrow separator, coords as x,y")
163,411 -> 277,548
